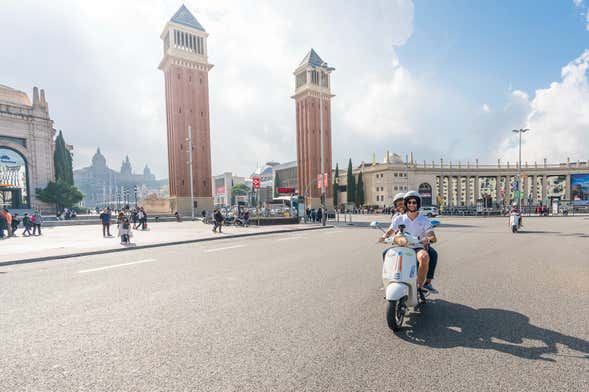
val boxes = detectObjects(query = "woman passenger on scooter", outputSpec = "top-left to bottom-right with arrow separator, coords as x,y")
380,191 -> 438,295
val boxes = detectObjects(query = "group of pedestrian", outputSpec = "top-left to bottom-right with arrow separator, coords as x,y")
305,208 -> 323,223
56,207 -> 77,220
99,206 -> 148,245
0,208 -> 43,239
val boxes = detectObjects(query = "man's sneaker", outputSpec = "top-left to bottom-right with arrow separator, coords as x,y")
423,283 -> 438,294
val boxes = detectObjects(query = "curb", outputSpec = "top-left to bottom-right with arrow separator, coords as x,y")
0,225 -> 333,267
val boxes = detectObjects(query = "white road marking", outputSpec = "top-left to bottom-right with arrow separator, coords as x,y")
276,236 -> 304,241
203,245 -> 245,253
77,259 -> 156,274
322,230 -> 343,234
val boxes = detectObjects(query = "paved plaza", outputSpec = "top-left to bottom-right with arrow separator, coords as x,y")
1,216 -> 588,391
0,220 -> 327,265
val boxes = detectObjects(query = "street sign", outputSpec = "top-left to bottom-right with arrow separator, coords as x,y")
277,187 -> 295,194
252,177 -> 261,189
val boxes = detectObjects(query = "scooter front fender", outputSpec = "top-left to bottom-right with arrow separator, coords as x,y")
385,283 -> 409,301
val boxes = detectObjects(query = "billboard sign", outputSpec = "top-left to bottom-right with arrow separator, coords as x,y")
277,187 -> 295,194
571,173 -> 589,206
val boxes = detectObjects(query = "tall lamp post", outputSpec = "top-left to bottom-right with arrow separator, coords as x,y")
318,61 -> 335,227
186,126 -> 195,221
512,128 -> 530,210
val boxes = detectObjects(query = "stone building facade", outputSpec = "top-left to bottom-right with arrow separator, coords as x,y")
337,152 -> 589,210
74,148 -> 163,208
159,5 -> 213,215
0,84 -> 55,210
293,49 -> 334,209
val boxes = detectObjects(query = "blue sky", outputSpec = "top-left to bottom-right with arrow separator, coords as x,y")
402,0 -> 588,103
1,0 -> 588,177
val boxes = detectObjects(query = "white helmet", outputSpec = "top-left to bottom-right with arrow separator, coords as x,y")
404,190 -> 421,210
392,192 -> 405,204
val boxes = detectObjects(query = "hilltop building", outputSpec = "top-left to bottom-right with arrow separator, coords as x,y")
74,148 -> 164,208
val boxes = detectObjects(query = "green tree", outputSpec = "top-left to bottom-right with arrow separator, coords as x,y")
36,180 -> 84,213
356,172 -> 365,206
346,158 -> 355,205
53,130 -> 74,185
332,163 -> 339,207
231,183 -> 250,205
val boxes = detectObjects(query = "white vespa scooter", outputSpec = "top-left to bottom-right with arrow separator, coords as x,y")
371,222 -> 427,331
509,212 -> 520,233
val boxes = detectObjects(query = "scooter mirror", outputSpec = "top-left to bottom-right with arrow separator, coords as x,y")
370,221 -> 379,229
430,220 -> 440,227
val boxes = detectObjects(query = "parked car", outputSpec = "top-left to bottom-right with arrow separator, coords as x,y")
420,206 -> 438,217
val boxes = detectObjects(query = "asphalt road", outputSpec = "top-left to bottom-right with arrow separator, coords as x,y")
1,217 -> 588,391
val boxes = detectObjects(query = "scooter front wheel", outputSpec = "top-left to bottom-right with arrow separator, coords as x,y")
386,298 -> 406,331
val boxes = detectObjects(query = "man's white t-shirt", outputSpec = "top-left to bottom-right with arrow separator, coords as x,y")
388,213 -> 434,249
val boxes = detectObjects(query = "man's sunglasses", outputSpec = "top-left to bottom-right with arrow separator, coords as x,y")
406,200 -> 418,205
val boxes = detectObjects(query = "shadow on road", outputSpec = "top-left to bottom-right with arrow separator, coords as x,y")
399,300 -> 589,362
516,230 -> 559,234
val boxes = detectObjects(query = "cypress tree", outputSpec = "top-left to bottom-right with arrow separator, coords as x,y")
274,172 -> 281,197
356,172 -> 365,206
332,163 -> 339,207
346,158 -> 355,205
54,131 -> 74,185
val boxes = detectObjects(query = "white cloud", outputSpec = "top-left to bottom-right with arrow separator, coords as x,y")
573,0 -> 583,8
482,104 -> 492,113
586,11 -> 589,30
496,50 -> 589,165
0,0 -> 416,178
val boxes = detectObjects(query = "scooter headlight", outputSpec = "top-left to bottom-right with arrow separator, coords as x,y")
393,236 -> 408,247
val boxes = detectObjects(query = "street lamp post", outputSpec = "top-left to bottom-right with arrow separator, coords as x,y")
512,128 -> 530,210
318,62 -> 335,227
186,126 -> 195,221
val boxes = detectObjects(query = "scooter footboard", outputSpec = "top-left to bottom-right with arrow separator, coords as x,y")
385,283 -> 409,301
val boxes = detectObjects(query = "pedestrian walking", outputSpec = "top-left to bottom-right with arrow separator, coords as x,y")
140,207 -> 148,230
11,213 -> 20,236
212,208 -> 224,233
32,210 -> 43,235
118,217 -> 133,245
243,209 -> 250,227
0,211 -> 6,239
22,213 -> 33,236
135,208 -> 144,230
1,208 -> 13,237
100,208 -> 112,237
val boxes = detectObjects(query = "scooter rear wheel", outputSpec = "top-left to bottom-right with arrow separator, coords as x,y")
386,298 -> 406,331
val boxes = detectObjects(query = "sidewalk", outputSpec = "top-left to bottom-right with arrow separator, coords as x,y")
0,221 -> 329,265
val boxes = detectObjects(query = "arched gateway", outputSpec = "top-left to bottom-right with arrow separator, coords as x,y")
0,147 -> 29,209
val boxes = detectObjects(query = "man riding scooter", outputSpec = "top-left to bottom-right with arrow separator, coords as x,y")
380,191 -> 438,299
510,202 -> 522,229
381,192 -> 439,293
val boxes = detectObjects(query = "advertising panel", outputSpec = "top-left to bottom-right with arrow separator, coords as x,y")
571,173 -> 589,206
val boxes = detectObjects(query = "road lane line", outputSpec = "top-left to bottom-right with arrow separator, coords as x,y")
203,245 -> 245,253
77,259 -> 156,274
276,236 -> 304,241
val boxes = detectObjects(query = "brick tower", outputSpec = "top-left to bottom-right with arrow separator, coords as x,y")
292,49 -> 335,209
159,5 -> 213,214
